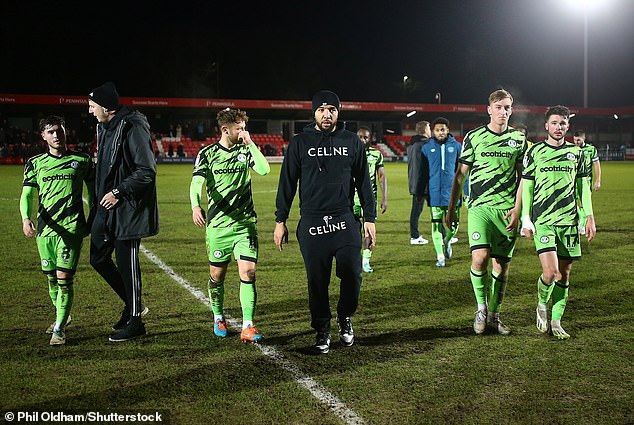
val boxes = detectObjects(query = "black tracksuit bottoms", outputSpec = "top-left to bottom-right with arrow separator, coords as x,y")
90,210 -> 144,318
297,212 -> 362,334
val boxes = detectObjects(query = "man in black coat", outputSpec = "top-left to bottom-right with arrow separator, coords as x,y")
88,82 -> 159,341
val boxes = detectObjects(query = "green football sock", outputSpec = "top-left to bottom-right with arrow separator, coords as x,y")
47,275 -> 58,307
240,279 -> 257,322
488,271 -> 507,314
470,267 -> 489,306
55,278 -> 74,330
551,281 -> 569,321
537,275 -> 555,305
362,249 -> 372,259
431,221 -> 444,256
207,276 -> 225,316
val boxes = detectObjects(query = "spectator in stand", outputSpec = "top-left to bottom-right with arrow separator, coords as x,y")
168,143 -> 174,157
514,123 -> 533,147
407,121 -> 431,245
177,143 -> 185,157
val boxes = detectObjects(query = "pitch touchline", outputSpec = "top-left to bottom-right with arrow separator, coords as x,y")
139,244 -> 366,425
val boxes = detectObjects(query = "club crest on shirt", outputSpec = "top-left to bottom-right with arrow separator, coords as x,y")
448,146 -> 455,153
508,140 -> 517,148
540,236 -> 550,243
566,153 -> 576,161
237,153 -> 247,163
471,232 -> 481,241
71,161 -> 79,169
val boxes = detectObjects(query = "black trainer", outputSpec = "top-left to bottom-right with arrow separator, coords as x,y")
313,332 -> 331,354
109,319 -> 146,342
112,304 -> 149,330
337,316 -> 354,347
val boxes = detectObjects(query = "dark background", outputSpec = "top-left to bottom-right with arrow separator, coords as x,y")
2,0 -> 633,107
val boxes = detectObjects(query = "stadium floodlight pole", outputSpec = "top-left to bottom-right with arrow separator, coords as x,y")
567,0 -> 610,108
583,10 -> 588,108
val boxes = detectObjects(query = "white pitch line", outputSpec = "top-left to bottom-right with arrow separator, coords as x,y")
140,244 -> 366,425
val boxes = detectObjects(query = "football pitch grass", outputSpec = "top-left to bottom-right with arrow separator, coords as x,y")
1,161 -> 632,424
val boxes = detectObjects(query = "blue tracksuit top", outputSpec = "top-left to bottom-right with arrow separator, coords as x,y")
420,134 -> 462,207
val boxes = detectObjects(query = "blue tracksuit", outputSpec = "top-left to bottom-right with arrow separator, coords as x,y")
419,135 -> 461,207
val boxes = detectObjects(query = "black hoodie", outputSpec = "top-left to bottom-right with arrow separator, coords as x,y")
275,123 -> 376,223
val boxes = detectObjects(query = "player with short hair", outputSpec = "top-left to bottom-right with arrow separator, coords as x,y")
420,117 -> 462,267
20,115 -> 95,346
353,126 -> 387,273
446,89 -> 526,335
521,106 -> 596,339
190,108 -> 270,343
572,130 -> 601,234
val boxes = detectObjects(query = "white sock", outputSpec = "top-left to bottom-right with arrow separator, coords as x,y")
477,304 -> 487,312
437,254 -> 445,261
242,320 -> 253,330
214,314 -> 224,322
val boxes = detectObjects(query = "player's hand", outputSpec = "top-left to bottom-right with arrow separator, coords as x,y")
504,207 -> 520,232
445,207 -> 458,231
274,222 -> 288,251
192,206 -> 206,227
238,130 -> 253,145
593,180 -> 601,191
521,215 -> 535,239
22,218 -> 36,238
380,199 -> 387,214
364,222 -> 376,248
100,191 -> 119,210
585,215 -> 596,242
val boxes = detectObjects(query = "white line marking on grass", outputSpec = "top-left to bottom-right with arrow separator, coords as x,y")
140,244 -> 366,425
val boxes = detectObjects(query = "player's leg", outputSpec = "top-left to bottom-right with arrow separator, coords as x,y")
410,196 -> 428,244
204,225 -> 232,337
235,224 -> 262,342
467,207 -> 492,334
332,213 -> 362,348
551,260 -> 572,339
550,225 -> 580,339
37,237 -> 61,333
430,207 -> 446,266
297,216 -> 336,354
488,258 -> 511,335
109,238 -> 146,341
534,226 -> 560,334
486,209 -> 518,335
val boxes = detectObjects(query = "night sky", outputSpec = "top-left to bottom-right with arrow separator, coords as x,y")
2,0 -> 633,108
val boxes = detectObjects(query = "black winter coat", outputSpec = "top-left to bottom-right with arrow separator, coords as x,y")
93,106 -> 159,240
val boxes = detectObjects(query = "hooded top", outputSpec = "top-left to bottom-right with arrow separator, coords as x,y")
275,123 -> 376,223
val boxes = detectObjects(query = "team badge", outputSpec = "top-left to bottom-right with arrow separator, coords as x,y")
71,161 -> 79,169
42,259 -> 49,267
213,250 -> 223,259
472,232 -> 481,241
237,153 -> 247,163
448,146 -> 455,153
430,148 -> 436,153
508,140 -> 517,148
523,155 -> 529,168
540,236 -> 549,243
566,153 -> 576,161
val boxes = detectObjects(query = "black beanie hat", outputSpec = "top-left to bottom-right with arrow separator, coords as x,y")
312,90 -> 340,114
88,82 -> 120,110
